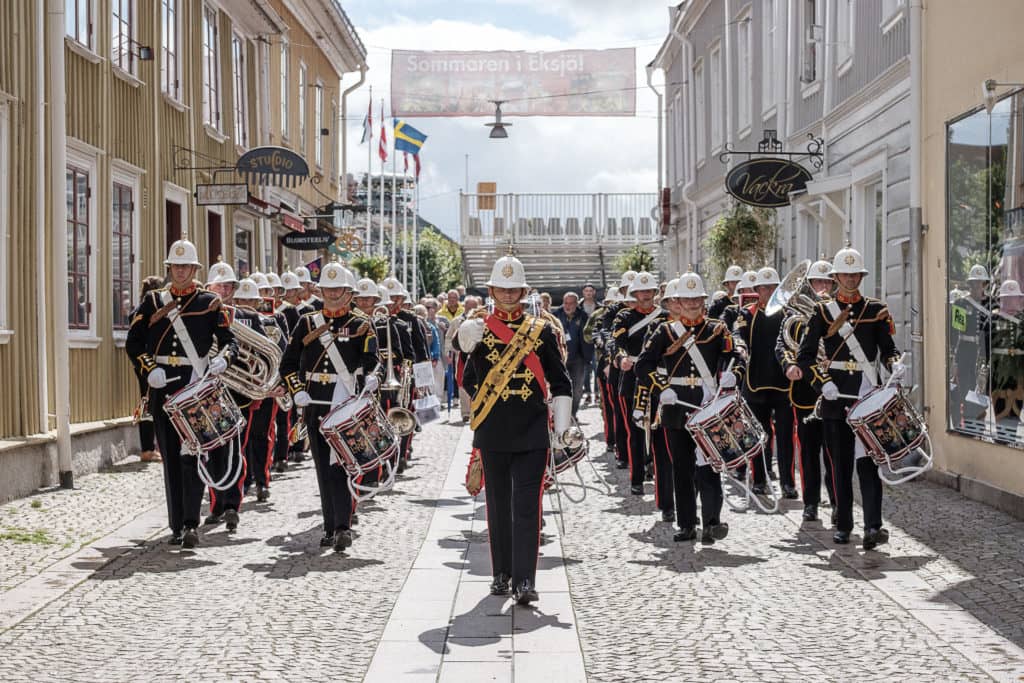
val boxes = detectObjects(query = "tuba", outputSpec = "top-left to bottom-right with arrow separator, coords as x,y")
766,260 -> 820,352
374,305 -> 417,437
219,317 -> 292,410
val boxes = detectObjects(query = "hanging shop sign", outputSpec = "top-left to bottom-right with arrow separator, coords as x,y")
327,230 -> 365,259
195,183 -> 248,206
280,229 -> 334,250
725,158 -> 813,208
236,146 -> 310,188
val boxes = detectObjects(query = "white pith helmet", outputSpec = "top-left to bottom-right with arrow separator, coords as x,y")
723,265 -> 744,283
280,272 -> 301,291
738,270 -> 759,292
207,261 -> 238,286
265,273 -> 284,290
628,271 -> 659,294
250,272 -> 269,289
320,261 -> 354,289
235,278 -> 261,301
755,266 -> 781,287
967,265 -> 992,282
673,271 -> 707,298
355,278 -> 381,300
998,279 -> 1022,298
618,270 -> 638,291
165,239 -> 201,267
485,255 -> 529,289
294,266 -> 313,284
808,260 -> 834,280
832,245 -> 869,275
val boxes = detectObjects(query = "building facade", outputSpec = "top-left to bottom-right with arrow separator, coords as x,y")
0,0 -> 365,501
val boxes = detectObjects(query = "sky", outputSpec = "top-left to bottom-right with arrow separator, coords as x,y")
339,0 -> 673,239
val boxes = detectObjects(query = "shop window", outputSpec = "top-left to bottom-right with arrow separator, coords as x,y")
112,182 -> 134,330
946,90 -> 1024,447
67,166 -> 91,330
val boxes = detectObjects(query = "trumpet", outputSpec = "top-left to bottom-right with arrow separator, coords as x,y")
374,305 -> 417,437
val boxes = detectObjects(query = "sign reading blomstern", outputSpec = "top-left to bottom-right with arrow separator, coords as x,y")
725,158 -> 813,208
236,146 -> 309,188
280,229 -> 334,250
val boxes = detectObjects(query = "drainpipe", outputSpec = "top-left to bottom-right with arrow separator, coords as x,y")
645,63 -> 664,266
34,0 -> 49,436
671,15 -> 698,271
909,0 -> 924,412
47,0 -> 72,488
340,65 -> 367,202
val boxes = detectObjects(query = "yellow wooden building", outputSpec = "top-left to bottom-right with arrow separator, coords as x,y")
0,0 -> 366,501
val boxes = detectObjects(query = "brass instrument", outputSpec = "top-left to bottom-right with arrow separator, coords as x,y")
374,304 -> 417,437
766,260 -> 821,353
218,317 -> 292,410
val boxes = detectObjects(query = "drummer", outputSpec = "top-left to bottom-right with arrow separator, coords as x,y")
635,272 -> 743,543
280,261 -> 381,552
796,245 -> 904,550
708,265 -> 744,320
603,271 -> 637,470
125,240 -> 237,549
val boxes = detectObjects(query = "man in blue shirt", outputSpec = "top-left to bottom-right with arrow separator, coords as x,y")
554,291 -> 590,417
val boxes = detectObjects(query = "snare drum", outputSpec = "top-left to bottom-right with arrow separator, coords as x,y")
847,386 -> 926,467
320,396 -> 399,479
685,392 -> 766,473
164,376 -> 245,453
551,442 -> 588,475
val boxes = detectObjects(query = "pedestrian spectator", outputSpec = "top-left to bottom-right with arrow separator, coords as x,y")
540,292 -> 552,312
456,284 -> 467,299
580,284 -> 599,405
415,303 -> 446,396
553,291 -> 590,417
438,289 -> 464,322
136,275 -> 165,463
581,283 -> 599,315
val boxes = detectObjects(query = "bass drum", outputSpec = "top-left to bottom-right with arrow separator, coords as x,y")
847,386 -> 933,484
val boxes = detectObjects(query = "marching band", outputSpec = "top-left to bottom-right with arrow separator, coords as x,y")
125,238 -> 932,606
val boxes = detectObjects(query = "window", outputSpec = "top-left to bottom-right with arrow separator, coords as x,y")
201,4 -> 221,128
298,62 -> 307,151
762,0 -> 776,111
314,81 -> 324,167
693,59 -> 706,164
855,179 -> 885,299
709,43 -> 722,152
232,33 -> 247,147
67,166 -> 91,330
736,9 -> 752,132
161,0 -> 180,99
836,0 -> 854,70
801,0 -> 823,85
66,0 -> 92,48
330,99 -> 338,179
0,101 -> 10,341
234,224 -> 252,276
279,40 -> 289,138
111,0 -> 134,73
112,182 -> 134,330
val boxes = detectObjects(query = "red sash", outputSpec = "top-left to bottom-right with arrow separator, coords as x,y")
485,315 -> 548,399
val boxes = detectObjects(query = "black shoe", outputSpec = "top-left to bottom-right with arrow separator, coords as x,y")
274,460 -> 287,474
661,509 -> 675,523
333,529 -> 353,552
833,531 -> 850,545
256,485 -> 270,502
700,528 -> 715,544
397,459 -> 407,474
616,460 -> 629,470
782,485 -> 799,499
490,573 -> 511,596
752,484 -> 769,496
204,513 -> 223,526
630,484 -> 644,496
182,527 -> 199,549
673,527 -> 697,542
168,532 -> 183,546
319,533 -> 334,548
513,579 -> 538,605
709,522 -> 729,540
289,452 -> 306,463
863,527 -> 889,551
224,509 -> 239,532
802,504 -> 819,522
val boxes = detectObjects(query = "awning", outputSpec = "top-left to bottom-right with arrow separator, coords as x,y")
281,214 -> 306,233
236,147 -> 309,188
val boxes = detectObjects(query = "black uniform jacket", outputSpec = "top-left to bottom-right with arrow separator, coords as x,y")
733,304 -> 788,396
796,292 -> 900,420
775,310 -> 819,410
278,301 -> 301,337
707,293 -> 735,321
374,314 -> 414,396
279,307 -> 380,404
397,309 -> 430,363
635,315 -> 745,429
461,309 -> 571,452
610,305 -> 669,376
125,284 -> 237,388
599,302 -> 626,367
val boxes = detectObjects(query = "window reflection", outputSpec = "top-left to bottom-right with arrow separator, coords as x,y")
947,90 -> 1024,446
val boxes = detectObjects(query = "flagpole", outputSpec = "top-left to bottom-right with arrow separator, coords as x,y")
402,169 -> 408,288
366,86 -> 372,254
378,99 -> 385,258
391,144 -> 397,276
412,177 -> 419,301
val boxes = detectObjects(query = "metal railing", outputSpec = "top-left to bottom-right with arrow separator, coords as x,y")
460,192 -> 659,245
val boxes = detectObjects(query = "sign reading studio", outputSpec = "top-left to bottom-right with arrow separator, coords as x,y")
725,158 -> 813,208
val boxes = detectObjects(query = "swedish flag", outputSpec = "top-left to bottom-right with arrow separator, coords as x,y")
393,119 -> 427,155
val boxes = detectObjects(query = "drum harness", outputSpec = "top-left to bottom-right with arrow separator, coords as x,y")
159,291 -> 244,492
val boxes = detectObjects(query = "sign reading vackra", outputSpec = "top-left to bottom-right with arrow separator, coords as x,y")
725,158 -> 813,208
280,229 -> 334,250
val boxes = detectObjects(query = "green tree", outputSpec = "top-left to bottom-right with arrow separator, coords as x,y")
613,244 -> 656,273
405,227 -> 463,295
349,254 -> 390,282
703,204 -> 778,284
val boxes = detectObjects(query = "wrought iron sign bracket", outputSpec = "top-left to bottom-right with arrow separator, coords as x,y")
718,130 -> 824,170
172,145 -> 240,182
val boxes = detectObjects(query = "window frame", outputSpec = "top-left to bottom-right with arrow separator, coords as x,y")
111,0 -> 136,75
298,61 -> 308,152
314,79 -> 324,168
850,150 -> 888,301
693,58 -> 707,166
800,0 -> 824,92
160,0 -> 181,101
709,41 -> 723,155
761,0 -> 777,115
201,3 -> 222,130
735,6 -> 753,135
233,215 -> 254,277
231,31 -> 247,148
66,143 -> 100,346
66,0 -> 94,50
279,39 -> 290,141
835,0 -> 855,76
330,97 -> 338,181
881,0 -> 906,33
0,99 -> 11,343
111,162 -> 141,341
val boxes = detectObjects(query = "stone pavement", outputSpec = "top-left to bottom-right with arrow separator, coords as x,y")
1,405 -> 1024,682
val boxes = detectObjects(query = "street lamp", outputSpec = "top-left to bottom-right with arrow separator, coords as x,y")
982,79 -> 1024,114
486,100 -> 511,139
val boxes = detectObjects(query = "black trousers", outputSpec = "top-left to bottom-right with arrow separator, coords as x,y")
663,427 -> 724,528
306,406 -> 353,534
138,417 -> 156,452
652,426 -> 673,511
273,403 -> 291,464
619,372 -> 646,486
823,419 -> 883,533
567,359 -> 586,416
748,392 -> 795,488
597,374 -> 616,448
610,368 -> 629,462
207,436 -> 244,515
480,448 -> 547,585
151,390 -> 205,533
795,408 -> 836,507
244,400 -> 276,487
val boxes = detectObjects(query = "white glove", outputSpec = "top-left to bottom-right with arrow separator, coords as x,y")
457,318 -> 485,353
720,370 -> 737,389
208,355 -> 228,376
632,409 -> 646,425
147,368 -> 167,389
552,395 -> 572,436
364,375 -> 380,393
658,388 -> 678,406
702,385 -> 714,405
890,362 -> 907,383
821,381 -> 840,401
293,391 -> 312,408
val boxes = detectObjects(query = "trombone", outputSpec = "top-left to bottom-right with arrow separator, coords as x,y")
374,304 -> 417,437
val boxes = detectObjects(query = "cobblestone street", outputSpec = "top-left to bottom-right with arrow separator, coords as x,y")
1,407 -> 1023,682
